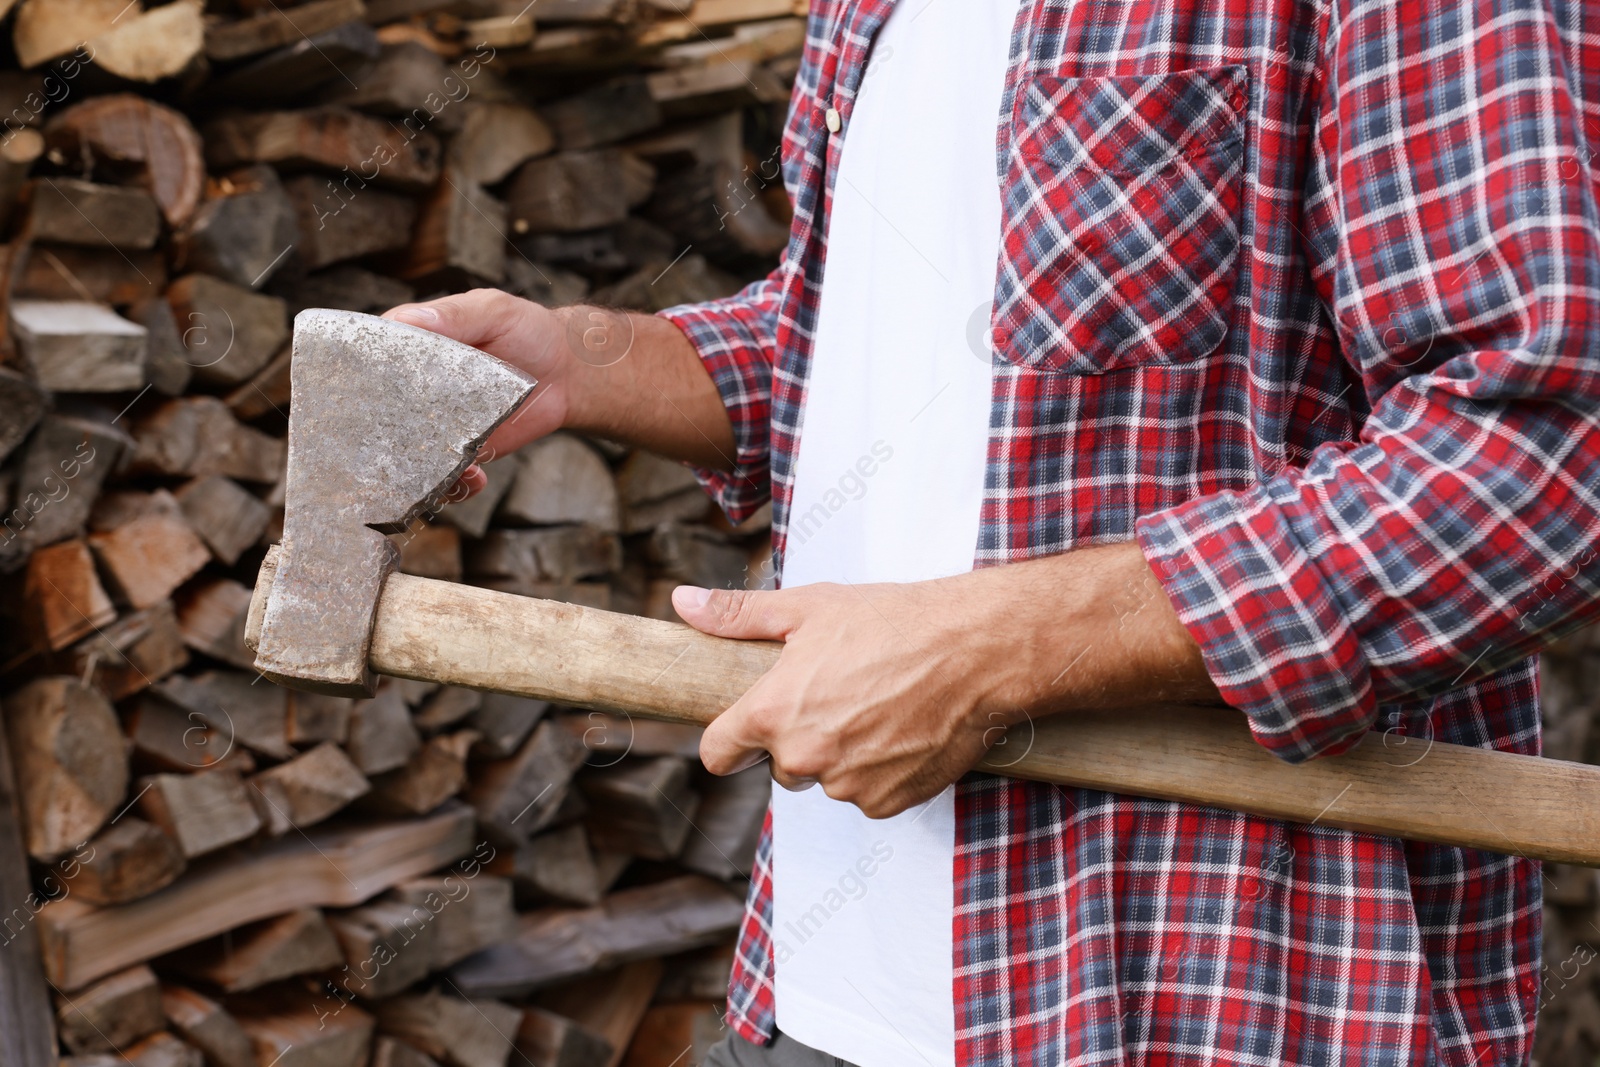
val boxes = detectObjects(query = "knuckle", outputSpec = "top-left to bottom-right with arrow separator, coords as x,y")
707,589 -> 751,630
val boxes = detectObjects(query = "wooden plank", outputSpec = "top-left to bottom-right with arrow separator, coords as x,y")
536,959 -> 662,1067
36,805 -> 474,991
0,687 -> 58,1067
449,876 -> 742,998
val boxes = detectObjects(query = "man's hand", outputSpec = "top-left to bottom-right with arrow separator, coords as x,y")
384,290 -> 737,494
672,542 -> 1221,818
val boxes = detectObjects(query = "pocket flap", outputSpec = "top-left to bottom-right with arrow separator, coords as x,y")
1017,65 -> 1247,174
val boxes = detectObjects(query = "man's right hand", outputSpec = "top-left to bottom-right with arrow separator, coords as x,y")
383,289 -> 737,496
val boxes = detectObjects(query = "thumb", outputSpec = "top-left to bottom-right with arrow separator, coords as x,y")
672,586 -> 800,641
383,290 -> 521,351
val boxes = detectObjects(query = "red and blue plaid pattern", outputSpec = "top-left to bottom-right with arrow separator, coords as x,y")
661,0 -> 1600,1062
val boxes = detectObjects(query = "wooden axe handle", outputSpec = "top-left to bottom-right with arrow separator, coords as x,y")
250,554 -> 1600,866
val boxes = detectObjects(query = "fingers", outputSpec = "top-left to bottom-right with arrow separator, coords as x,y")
672,586 -> 804,641
448,464 -> 488,501
384,289 -> 526,350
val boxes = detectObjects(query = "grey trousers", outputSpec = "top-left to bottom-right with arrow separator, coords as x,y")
703,1030 -> 857,1067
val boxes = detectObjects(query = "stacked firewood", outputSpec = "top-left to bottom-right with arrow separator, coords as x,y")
0,2 -> 794,1065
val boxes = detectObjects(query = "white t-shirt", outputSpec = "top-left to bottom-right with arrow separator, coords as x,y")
771,2 -> 1019,1065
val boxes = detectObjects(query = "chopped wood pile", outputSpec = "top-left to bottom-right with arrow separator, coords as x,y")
1531,625 -> 1600,1066
0,2 -> 793,1065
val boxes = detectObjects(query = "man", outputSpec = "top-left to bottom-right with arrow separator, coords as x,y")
387,0 -> 1600,1062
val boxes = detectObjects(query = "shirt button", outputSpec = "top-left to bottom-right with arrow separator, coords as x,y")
825,107 -> 842,133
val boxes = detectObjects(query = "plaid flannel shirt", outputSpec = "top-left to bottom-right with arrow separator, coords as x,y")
659,0 -> 1600,1063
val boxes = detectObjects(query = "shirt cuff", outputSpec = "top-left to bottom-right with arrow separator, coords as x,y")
657,302 -> 775,525
1135,486 -> 1379,763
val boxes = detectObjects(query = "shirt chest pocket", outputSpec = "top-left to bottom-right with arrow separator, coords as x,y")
993,65 -> 1248,374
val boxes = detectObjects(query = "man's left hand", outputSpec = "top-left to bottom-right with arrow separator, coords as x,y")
671,542 -> 1220,818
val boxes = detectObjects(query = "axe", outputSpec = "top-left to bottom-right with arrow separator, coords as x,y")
248,310 -> 1600,866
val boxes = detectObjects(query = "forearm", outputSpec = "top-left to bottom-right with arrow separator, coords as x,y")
555,306 -> 736,472
951,542 -> 1223,725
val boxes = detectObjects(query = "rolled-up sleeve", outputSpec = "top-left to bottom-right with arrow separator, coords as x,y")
1137,0 -> 1600,761
659,269 -> 784,524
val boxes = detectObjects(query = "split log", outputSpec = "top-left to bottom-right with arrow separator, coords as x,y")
579,756 -> 700,861
65,818 -> 186,907
465,719 -> 589,845
87,0 -> 206,84
466,527 -> 622,591
173,578 -> 257,668
536,959 -> 663,1067
248,742 -> 370,834
498,435 -> 621,529
8,414 -> 130,556
209,22 -> 382,107
130,298 -> 193,396
287,691 -> 353,746
621,1003 -> 726,1067
156,670 -> 290,762
328,42 -> 465,131
404,168 -> 507,287
132,397 -> 287,484
616,451 -> 707,533
347,683 -> 422,775
11,299 -> 147,392
175,476 -> 272,566
284,173 -> 420,270
414,686 -> 480,733
449,102 -> 554,185
55,964 -> 163,1055
125,689 -> 235,772
439,457 -> 517,539
646,58 -> 788,119
182,166 -> 299,290
542,78 -> 662,150
506,150 -> 655,234
22,541 -> 116,651
87,490 -> 211,610
397,519 -> 463,583
285,264 -> 414,316
167,908 -> 342,994
166,273 -> 290,386
0,702 -> 58,1067
232,990 -> 374,1067
373,1036 -> 443,1067
12,0 -> 122,68
45,94 -> 206,227
203,108 -> 443,193
136,768 -> 262,859
562,711 -> 703,760
468,694 -> 548,760
61,600 -> 189,701
372,991 -> 521,1067
450,877 -> 742,998
365,730 -> 476,816
5,676 -> 126,862
23,178 -> 162,249
326,898 -> 440,999
391,873 -> 516,970
161,986 -> 254,1067
37,807 -> 475,990
655,942 -> 735,1001
205,0 -> 368,63
677,764 -> 768,880
649,522 -> 750,590
121,1033 -> 203,1067
515,1006 -> 614,1067
503,823 -> 602,907
0,366 -> 45,465
0,131 -> 36,237
16,244 -> 167,306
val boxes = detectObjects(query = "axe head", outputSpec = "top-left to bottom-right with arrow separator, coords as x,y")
251,309 -> 537,696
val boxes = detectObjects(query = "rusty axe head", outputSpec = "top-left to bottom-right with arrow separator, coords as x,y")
250,309 -> 536,696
